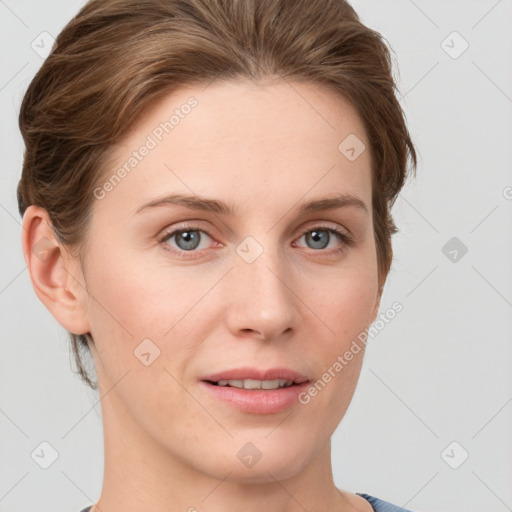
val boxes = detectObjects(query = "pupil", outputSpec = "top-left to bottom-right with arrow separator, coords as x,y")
307,229 -> 329,249
177,230 -> 200,250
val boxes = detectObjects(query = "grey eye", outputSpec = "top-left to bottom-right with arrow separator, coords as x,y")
173,230 -> 202,251
304,229 -> 332,250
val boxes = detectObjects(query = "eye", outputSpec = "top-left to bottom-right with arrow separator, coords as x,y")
158,223 -> 354,259
295,225 -> 353,253
159,225 -> 216,256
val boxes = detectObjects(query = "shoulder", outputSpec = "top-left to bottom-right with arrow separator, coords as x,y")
357,493 -> 416,512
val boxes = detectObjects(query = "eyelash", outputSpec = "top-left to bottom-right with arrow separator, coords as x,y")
158,223 -> 355,259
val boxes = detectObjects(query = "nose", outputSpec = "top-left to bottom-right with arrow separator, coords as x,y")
224,239 -> 301,341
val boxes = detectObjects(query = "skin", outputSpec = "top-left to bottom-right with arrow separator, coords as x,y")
22,78 -> 382,512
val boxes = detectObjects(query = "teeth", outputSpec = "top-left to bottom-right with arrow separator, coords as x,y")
216,379 -> 293,390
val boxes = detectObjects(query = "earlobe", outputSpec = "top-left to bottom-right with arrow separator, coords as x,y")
21,205 -> 90,335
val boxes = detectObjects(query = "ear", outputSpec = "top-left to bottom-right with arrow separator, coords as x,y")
21,205 -> 90,335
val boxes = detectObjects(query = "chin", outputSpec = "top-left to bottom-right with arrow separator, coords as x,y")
191,436 -> 316,484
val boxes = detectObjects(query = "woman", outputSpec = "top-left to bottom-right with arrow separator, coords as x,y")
18,0 -> 417,510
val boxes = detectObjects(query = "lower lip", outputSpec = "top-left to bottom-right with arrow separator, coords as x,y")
200,381 -> 310,414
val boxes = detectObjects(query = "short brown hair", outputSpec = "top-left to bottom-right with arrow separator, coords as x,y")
17,0 -> 417,390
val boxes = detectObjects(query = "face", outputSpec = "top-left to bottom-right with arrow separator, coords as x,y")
72,78 -> 381,482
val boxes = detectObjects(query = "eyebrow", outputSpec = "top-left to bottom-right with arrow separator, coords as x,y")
135,192 -> 369,216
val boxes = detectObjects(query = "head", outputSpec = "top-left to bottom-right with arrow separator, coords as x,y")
19,0 -> 416,483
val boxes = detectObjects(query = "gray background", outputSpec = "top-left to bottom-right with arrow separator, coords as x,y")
1,1 -> 511,511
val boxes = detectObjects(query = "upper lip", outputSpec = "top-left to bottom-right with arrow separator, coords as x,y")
201,367 -> 309,384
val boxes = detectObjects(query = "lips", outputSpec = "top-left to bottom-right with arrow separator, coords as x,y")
199,367 -> 309,415
201,367 -> 309,384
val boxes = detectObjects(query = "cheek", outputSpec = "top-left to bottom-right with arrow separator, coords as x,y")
307,261 -> 378,348
298,249 -> 378,400
83,244 -> 218,384
295,267 -> 375,437
83,249 -> 202,424
334,276 -> 377,338
84,244 -> 187,339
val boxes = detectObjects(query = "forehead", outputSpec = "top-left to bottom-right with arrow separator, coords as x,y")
96,78 -> 372,218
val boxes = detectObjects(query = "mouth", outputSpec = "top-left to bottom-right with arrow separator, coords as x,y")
199,368 -> 310,414
200,367 -> 309,389
205,378 -> 302,390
